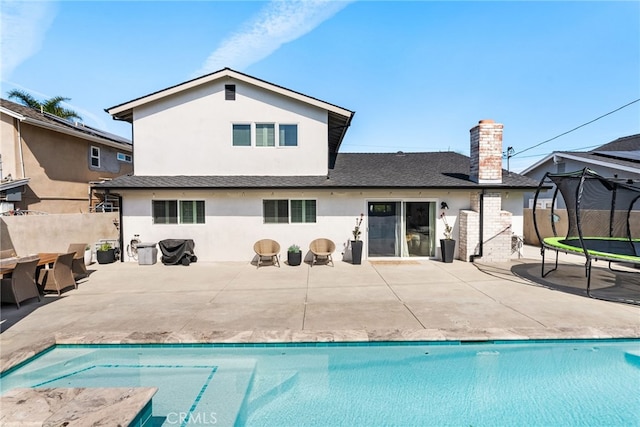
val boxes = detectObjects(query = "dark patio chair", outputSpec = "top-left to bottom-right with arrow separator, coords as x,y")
1,257 -> 41,308
67,243 -> 88,278
38,252 -> 77,296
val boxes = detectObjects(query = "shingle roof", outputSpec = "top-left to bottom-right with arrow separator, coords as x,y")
594,134 -> 640,152
95,151 -> 540,190
521,133 -> 640,175
0,98 -> 132,147
558,151 -> 640,169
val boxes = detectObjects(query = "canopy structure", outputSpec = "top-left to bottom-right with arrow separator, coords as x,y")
533,168 -> 640,304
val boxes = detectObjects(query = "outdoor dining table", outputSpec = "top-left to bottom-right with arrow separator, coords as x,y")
0,253 -> 60,276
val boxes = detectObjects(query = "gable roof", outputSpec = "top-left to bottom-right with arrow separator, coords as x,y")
521,133 -> 640,175
94,151 -> 539,191
0,98 -> 132,150
105,67 -> 354,154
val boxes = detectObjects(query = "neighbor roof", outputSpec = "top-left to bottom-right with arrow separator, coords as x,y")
105,67 -> 354,154
0,99 -> 132,150
94,151 -> 539,191
521,134 -> 640,175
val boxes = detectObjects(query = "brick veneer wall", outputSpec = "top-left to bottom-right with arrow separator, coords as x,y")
458,210 -> 479,261
459,119 -> 514,262
459,193 -> 513,262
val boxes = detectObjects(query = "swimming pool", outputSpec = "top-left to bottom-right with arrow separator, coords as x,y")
1,339 -> 639,426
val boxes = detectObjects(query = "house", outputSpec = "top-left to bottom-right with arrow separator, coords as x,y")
521,134 -> 640,208
96,68 -> 540,263
0,98 -> 133,214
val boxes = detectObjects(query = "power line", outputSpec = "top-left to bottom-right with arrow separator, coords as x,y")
512,98 -> 640,158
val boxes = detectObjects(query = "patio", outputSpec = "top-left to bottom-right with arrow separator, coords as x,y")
1,245 -> 639,372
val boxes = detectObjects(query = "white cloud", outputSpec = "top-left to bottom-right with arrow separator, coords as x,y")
194,0 -> 352,77
0,0 -> 57,79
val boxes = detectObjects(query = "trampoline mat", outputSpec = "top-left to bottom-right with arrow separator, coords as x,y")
546,237 -> 640,261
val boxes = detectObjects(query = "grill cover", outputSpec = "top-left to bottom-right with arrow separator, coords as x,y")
158,239 -> 196,265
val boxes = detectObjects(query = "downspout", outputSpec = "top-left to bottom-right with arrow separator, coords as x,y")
17,119 -> 26,178
469,190 -> 484,261
118,195 -> 124,263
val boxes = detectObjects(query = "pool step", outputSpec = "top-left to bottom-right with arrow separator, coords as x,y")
185,358 -> 257,427
235,370 -> 300,424
624,351 -> 640,368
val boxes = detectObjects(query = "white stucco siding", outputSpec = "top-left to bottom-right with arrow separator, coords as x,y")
119,189 -> 526,262
120,189 -> 363,262
131,80 -> 329,176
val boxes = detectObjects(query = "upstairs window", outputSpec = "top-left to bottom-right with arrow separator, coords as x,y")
225,84 -> 236,100
232,124 -> 251,146
256,123 -> 275,147
117,152 -> 132,163
90,146 -> 100,168
279,124 -> 298,147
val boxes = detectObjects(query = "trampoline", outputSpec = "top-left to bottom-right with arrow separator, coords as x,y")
533,168 -> 640,304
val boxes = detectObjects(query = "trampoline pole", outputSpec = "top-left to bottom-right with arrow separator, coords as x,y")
541,247 -> 559,278
586,260 -> 593,297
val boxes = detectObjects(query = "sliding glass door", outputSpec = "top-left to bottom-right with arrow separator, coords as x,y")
368,202 -> 401,257
405,202 -> 435,257
367,201 -> 436,258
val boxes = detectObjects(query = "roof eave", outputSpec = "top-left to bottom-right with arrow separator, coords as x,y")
106,68 -> 354,123
2,106 -> 132,150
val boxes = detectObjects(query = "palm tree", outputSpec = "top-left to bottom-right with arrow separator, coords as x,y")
7,89 -> 82,121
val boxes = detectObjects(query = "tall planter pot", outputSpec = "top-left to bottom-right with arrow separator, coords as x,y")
351,240 -> 363,265
440,239 -> 456,263
84,247 -> 93,266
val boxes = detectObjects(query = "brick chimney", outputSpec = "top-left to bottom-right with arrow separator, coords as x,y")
469,119 -> 503,184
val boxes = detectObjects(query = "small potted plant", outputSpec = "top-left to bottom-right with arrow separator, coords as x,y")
351,213 -> 364,265
439,212 -> 456,263
96,242 -> 116,264
287,244 -> 302,266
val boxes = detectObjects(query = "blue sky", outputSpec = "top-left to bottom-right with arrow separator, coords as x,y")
1,0 -> 638,172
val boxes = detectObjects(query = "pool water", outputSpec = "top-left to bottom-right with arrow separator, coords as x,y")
1,340 -> 639,426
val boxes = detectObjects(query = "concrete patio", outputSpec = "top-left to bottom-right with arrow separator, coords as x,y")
1,245 -> 639,372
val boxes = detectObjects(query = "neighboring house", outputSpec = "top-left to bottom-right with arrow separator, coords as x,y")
521,134 -> 640,209
0,98 -> 133,214
96,68 -> 539,263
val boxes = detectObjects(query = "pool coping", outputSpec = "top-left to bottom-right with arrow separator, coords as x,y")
3,326 -> 639,375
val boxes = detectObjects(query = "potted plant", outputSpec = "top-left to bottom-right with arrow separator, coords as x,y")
287,244 -> 302,266
351,213 -> 364,265
96,242 -> 116,264
439,212 -> 456,263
